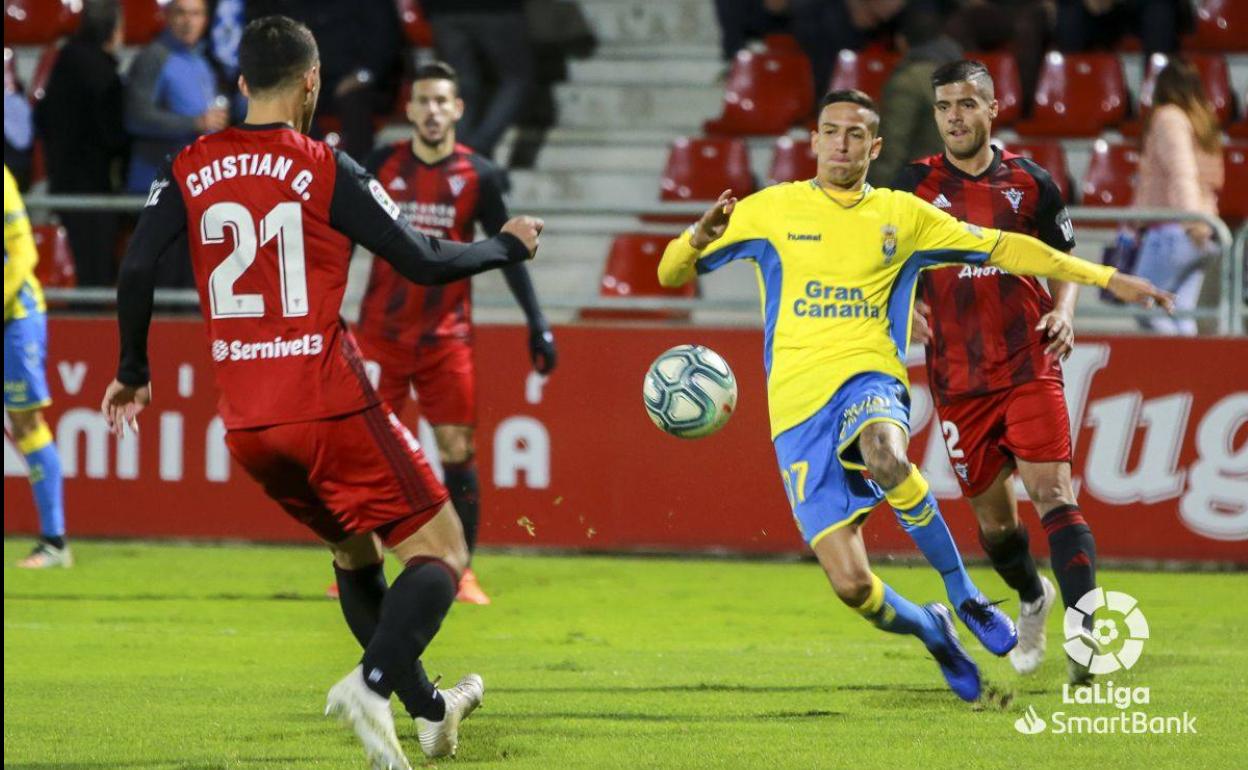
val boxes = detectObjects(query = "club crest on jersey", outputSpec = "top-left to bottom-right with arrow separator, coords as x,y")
1003,187 -> 1024,213
881,224 -> 898,264
447,175 -> 467,197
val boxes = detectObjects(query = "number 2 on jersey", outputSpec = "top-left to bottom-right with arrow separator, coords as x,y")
204,201 -> 308,319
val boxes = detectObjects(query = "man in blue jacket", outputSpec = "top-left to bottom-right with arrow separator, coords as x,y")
125,0 -> 227,194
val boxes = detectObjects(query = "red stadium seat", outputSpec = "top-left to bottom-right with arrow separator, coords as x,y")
27,42 -> 57,103
1080,140 -> 1140,209
580,234 -> 695,321
704,48 -> 814,136
3,0 -> 79,45
1221,145 -> 1248,225
1125,53 -> 1234,135
1002,140 -> 1071,202
1189,0 -> 1247,52
761,33 -> 802,55
659,136 -> 754,203
828,49 -> 899,102
396,0 -> 433,47
766,135 -> 816,185
1014,52 -> 1127,136
974,52 -> 1022,126
31,224 -> 77,289
122,0 -> 166,46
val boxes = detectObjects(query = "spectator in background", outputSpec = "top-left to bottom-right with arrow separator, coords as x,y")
1133,61 -> 1224,336
35,0 -> 127,287
4,49 -> 33,189
125,0 -> 224,195
1055,0 -> 1188,60
788,0 -> 907,105
944,0 -> 1052,114
868,8 -> 962,188
250,0 -> 402,163
713,0 -> 790,64
424,0 -> 535,159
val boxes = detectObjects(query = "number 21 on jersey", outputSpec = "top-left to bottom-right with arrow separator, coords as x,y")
203,201 -> 308,319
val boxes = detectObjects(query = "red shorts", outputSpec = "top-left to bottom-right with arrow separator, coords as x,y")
224,405 -> 449,546
935,378 -> 1073,498
356,335 -> 476,426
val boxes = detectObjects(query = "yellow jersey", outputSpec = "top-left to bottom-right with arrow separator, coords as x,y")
660,181 -> 1114,438
4,165 -> 45,322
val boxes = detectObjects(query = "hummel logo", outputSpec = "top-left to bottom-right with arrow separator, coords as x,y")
448,175 -> 467,197
388,177 -> 408,191
787,232 -> 821,241
932,194 -> 952,209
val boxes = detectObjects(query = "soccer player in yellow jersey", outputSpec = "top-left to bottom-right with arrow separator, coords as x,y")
5,165 -> 71,568
657,90 -> 1171,701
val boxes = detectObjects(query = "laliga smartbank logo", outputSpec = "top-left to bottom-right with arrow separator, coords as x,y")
1013,589 -> 1197,736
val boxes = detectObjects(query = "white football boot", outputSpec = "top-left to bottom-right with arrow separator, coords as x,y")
325,666 -> 412,770
16,541 -> 73,569
415,674 -> 485,759
1009,576 -> 1057,675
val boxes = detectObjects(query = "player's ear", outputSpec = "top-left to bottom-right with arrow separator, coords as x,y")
989,98 -> 999,120
453,97 -> 465,121
238,74 -> 249,99
869,135 -> 883,161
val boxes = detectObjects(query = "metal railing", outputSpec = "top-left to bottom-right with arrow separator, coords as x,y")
21,194 -> 1240,333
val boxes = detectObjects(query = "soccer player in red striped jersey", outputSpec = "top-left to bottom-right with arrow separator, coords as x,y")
352,62 -> 556,605
99,17 -> 543,766
892,60 -> 1100,685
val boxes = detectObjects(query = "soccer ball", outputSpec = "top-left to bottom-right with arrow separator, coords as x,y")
643,344 -> 738,438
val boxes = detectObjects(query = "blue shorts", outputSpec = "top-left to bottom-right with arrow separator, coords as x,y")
4,312 -> 51,411
773,372 -> 912,546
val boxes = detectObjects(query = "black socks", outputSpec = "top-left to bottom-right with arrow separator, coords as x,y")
443,461 -> 481,554
359,557 -> 457,721
333,561 -> 388,648
978,524 -> 1045,604
1042,504 -> 1098,611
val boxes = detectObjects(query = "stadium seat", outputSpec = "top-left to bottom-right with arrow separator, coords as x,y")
579,233 -> 695,322
761,33 -> 802,55
396,0 -> 433,47
2,0 -> 79,45
1124,53 -> 1234,135
26,43 -> 58,103
766,135 -> 816,185
31,224 -> 77,290
704,48 -> 814,136
1189,0 -> 1247,52
1080,140 -> 1140,209
1002,140 -> 1071,202
122,0 -> 166,45
658,135 -> 754,205
973,52 -> 1022,126
1014,52 -> 1127,137
828,49 -> 899,102
1221,145 -> 1248,225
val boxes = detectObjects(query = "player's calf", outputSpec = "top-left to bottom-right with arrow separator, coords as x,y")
7,408 -> 68,567
1018,461 -> 1097,615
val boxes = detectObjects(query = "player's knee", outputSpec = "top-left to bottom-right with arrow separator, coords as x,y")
436,428 -> 475,464
864,447 -> 910,490
1023,474 -> 1075,510
6,409 -> 43,442
977,515 -> 1019,542
828,568 -> 875,608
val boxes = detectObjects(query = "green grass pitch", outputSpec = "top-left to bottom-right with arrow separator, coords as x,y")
4,540 -> 1246,769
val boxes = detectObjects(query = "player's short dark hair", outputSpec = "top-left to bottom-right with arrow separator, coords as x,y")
931,60 -> 996,100
75,0 -> 121,47
238,15 -> 319,95
818,89 -> 880,134
413,61 -> 459,92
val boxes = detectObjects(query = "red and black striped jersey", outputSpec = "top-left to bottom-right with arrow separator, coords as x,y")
356,141 -> 509,347
893,148 -> 1077,404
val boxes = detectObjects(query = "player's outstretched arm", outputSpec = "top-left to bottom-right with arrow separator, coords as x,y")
990,232 -> 1175,312
657,189 -> 737,287
329,150 -> 535,285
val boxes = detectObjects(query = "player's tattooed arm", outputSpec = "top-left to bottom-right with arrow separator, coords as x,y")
329,150 -> 534,284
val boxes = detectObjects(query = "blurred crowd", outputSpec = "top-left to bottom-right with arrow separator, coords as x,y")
4,0 -> 539,287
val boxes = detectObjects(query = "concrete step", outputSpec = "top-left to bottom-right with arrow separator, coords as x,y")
509,168 -> 662,207
554,82 -> 722,130
568,57 -> 724,86
577,0 -> 720,47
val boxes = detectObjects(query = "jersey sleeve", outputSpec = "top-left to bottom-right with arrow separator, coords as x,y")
4,166 -> 38,309
328,149 -> 529,285
904,192 -> 1003,268
890,162 -> 930,194
1018,158 -> 1077,252
116,164 -> 190,385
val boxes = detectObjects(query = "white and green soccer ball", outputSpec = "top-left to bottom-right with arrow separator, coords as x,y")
643,344 -> 738,439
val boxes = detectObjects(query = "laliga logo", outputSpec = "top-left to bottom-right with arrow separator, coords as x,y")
211,340 -> 229,362
1064,588 -> 1150,675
